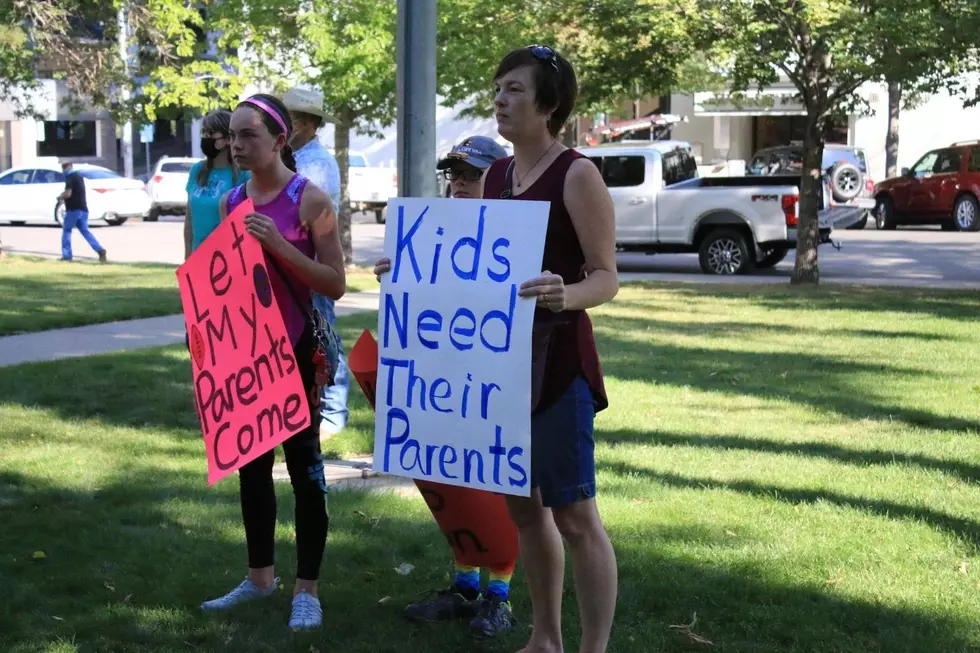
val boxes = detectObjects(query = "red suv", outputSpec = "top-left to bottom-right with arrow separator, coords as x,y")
874,141 -> 980,231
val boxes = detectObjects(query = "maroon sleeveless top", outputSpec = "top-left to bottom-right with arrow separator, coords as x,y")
483,149 -> 608,415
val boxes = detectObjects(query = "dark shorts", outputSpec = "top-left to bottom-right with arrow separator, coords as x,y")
530,376 -> 597,509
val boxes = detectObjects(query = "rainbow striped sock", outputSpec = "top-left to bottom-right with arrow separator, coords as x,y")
453,563 -> 481,599
486,568 -> 512,602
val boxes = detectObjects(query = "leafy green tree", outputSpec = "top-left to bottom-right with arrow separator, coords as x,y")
213,0 -> 396,265
0,1 -> 243,123
698,0 -> 980,283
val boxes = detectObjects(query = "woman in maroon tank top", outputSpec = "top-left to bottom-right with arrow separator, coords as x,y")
487,46 -> 620,653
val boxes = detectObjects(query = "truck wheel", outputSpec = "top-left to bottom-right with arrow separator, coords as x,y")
875,196 -> 896,230
756,246 -> 789,269
698,229 -> 754,275
145,208 -> 160,222
846,214 -> 869,230
375,207 -> 387,225
954,194 -> 979,231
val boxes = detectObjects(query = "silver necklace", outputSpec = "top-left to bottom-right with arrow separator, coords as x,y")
515,141 -> 558,187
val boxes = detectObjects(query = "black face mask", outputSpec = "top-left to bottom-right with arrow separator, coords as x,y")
200,137 -> 223,160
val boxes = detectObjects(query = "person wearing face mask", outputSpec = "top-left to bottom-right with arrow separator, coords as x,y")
184,109 -> 250,259
282,87 -> 348,440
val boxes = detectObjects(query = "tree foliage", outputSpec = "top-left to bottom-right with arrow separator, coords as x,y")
0,0 -> 245,123
698,0 -> 980,284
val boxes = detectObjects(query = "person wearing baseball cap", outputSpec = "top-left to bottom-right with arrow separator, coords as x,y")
281,86 -> 350,440
436,135 -> 509,199
372,134 -> 518,639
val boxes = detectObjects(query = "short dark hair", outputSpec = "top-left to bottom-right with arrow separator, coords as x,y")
493,46 -> 577,137
292,111 -> 324,130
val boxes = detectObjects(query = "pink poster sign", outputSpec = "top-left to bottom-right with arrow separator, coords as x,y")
176,199 -> 311,485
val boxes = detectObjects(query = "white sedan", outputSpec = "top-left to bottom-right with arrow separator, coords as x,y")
0,163 -> 151,226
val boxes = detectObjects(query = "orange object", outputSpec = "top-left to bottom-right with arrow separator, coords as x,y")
349,329 -> 519,568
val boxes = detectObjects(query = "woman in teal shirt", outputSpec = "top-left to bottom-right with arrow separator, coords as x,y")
184,109 -> 250,258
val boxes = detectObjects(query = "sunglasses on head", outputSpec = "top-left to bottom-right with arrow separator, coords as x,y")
443,166 -> 483,182
528,44 -> 560,75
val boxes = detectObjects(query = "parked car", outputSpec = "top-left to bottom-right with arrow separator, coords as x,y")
331,149 -> 398,224
0,163 -> 149,226
580,140 -> 841,275
747,143 -> 876,229
145,156 -> 199,221
873,140 -> 980,231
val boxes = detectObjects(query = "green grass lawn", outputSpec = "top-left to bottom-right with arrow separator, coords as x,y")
0,256 -> 182,336
3,282 -> 980,652
0,255 -> 377,336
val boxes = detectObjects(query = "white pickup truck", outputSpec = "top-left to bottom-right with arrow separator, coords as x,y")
580,141 -> 841,274
346,150 -> 398,224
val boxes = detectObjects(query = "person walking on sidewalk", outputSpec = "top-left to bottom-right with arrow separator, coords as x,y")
282,86 -> 350,439
375,135 -> 520,638
200,93 -> 345,632
184,108 -> 249,259
58,161 -> 106,263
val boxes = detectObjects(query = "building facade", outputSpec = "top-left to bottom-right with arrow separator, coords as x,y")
664,74 -> 980,182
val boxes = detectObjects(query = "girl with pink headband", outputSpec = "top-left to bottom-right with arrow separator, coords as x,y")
198,93 -> 345,632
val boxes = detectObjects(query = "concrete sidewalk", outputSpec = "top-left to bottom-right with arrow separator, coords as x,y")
0,290 -> 380,368
273,454 -> 416,495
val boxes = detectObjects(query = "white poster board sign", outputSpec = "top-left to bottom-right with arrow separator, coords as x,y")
373,197 -> 550,497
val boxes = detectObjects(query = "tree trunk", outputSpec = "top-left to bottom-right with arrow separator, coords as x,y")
885,81 -> 901,178
792,110 -> 825,285
334,117 -> 354,267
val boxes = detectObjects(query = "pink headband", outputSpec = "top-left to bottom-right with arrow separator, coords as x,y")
242,97 -> 289,135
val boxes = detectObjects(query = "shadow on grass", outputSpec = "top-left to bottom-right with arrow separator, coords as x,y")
603,459 -> 980,550
601,428 -> 980,486
0,466 -> 505,653
0,312 -> 381,460
595,326 -> 980,434
3,463 -> 977,652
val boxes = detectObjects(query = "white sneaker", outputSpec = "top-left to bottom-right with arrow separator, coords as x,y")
201,577 -> 278,612
289,590 -> 323,630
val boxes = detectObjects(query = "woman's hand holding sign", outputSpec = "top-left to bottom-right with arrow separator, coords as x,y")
374,257 -> 392,282
519,271 -> 566,312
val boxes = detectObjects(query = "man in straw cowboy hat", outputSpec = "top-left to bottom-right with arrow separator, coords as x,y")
282,86 -> 349,439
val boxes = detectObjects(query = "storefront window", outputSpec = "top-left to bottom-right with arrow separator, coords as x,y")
38,120 -> 98,157
753,116 -> 848,151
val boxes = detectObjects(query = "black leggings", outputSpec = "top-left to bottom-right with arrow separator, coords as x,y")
238,329 -> 328,581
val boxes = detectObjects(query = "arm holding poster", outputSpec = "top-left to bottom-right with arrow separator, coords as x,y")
244,183 -> 346,301
517,159 -> 618,313
221,185 -> 346,301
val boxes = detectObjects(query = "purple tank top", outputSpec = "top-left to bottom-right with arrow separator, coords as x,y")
227,174 -> 314,345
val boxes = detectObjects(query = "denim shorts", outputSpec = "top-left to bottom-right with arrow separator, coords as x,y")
530,376 -> 597,509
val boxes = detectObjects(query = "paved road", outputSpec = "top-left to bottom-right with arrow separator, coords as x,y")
4,214 -> 979,287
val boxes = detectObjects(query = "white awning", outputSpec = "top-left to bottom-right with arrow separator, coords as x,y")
0,80 -> 56,122
694,88 -> 805,117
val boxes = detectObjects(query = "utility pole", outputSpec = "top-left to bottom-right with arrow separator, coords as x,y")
395,0 -> 437,198
117,5 -> 133,178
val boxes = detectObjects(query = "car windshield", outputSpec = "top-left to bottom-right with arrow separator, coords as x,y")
76,168 -> 121,180
161,162 -> 194,173
349,155 -> 367,167
823,148 -> 867,172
